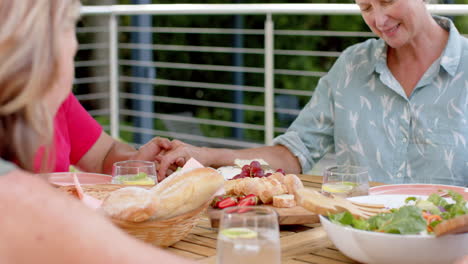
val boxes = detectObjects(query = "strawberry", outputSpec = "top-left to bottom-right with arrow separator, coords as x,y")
210,195 -> 225,208
238,195 -> 259,206
238,194 -> 257,202
218,197 -> 238,209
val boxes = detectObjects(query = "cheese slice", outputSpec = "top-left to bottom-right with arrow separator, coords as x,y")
272,194 -> 296,208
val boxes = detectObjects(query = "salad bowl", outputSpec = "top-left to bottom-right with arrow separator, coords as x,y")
320,194 -> 468,264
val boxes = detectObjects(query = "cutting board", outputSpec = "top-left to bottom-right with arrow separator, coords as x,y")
207,205 -> 319,228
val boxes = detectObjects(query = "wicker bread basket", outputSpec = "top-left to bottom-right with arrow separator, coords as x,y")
59,184 -> 207,247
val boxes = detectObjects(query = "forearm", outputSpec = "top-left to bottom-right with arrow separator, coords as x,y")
101,141 -> 137,174
0,171 -> 193,264
77,132 -> 138,174
204,145 -> 302,174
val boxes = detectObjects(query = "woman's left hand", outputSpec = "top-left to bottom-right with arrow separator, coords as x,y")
130,137 -> 172,161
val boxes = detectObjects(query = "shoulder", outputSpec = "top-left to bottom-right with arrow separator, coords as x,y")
326,38 -> 382,77
461,36 -> 468,53
340,38 -> 383,62
0,158 -> 17,175
56,93 -> 76,114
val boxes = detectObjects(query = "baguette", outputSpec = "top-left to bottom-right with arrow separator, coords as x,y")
295,188 -> 341,215
101,187 -> 159,222
150,167 -> 224,220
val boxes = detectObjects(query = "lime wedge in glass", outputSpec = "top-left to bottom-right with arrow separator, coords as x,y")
322,182 -> 356,193
221,228 -> 258,239
122,178 -> 155,185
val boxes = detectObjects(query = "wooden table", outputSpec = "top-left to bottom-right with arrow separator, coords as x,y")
165,175 -> 385,263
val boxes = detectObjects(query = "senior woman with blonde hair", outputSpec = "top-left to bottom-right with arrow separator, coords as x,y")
0,0 -> 171,177
157,0 -> 468,188
0,0 -> 193,263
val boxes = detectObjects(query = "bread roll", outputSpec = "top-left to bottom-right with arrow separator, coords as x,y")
258,177 -> 287,203
284,174 -> 304,195
269,172 -> 286,184
224,178 -> 240,195
224,173 -> 304,204
150,167 -> 224,220
101,187 -> 159,223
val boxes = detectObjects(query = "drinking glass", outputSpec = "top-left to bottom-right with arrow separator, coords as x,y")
322,165 -> 369,198
216,206 -> 281,264
111,160 -> 157,185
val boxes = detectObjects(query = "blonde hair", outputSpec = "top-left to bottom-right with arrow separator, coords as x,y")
0,0 -> 80,171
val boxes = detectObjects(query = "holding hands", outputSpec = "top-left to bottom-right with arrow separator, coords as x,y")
126,137 -> 209,181
154,139 -> 210,179
127,137 -> 184,181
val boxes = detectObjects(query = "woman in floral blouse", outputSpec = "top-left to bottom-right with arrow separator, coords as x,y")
157,0 -> 468,187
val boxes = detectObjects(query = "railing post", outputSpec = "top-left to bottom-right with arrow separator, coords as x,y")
109,13 -> 120,139
264,13 -> 274,145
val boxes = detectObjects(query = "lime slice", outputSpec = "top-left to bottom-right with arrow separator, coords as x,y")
122,177 -> 155,185
221,228 -> 258,239
128,172 -> 148,181
322,182 -> 355,193
342,181 -> 358,187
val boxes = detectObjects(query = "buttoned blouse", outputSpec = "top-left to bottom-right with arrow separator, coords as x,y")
274,16 -> 468,186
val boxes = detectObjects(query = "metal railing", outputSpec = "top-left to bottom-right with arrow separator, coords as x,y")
75,4 -> 468,150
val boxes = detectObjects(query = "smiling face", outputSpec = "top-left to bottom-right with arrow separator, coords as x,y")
356,0 -> 429,49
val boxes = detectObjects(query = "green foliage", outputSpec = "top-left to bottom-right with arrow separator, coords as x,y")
77,1 -> 467,146
93,116 -> 134,143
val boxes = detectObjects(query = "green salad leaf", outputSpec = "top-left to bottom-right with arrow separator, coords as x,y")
329,211 -> 369,230
328,190 -> 467,235
369,206 -> 426,234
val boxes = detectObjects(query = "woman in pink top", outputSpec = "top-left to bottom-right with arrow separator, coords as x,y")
36,92 -> 171,179
37,92 -> 170,176
0,1 -> 195,263
0,0 -> 171,180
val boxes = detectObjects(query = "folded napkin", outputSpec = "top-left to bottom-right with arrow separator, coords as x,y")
73,173 -> 103,210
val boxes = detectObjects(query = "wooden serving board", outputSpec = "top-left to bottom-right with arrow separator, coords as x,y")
207,205 -> 319,228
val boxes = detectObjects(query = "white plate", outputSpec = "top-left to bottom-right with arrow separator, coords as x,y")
216,166 -> 241,180
370,184 -> 468,199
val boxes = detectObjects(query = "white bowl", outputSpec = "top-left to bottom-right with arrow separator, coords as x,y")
320,195 -> 468,264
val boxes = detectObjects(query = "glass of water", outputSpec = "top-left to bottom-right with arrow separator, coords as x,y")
216,206 -> 281,264
111,160 -> 157,185
322,165 -> 369,198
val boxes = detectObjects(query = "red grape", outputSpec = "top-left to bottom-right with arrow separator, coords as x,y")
239,171 -> 249,178
276,168 -> 285,175
255,170 -> 265,178
250,161 -> 261,169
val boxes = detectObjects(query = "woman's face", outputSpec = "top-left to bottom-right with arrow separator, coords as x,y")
356,0 -> 428,48
44,25 -> 78,114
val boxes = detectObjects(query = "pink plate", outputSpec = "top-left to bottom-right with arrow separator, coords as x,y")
45,172 -> 112,186
370,184 -> 468,200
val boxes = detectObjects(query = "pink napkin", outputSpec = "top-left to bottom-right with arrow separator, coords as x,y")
73,173 -> 103,210
179,157 -> 204,174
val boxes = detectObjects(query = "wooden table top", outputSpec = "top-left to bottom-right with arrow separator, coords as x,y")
165,175 -> 386,264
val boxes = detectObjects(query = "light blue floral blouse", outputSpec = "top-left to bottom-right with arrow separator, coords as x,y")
274,16 -> 468,186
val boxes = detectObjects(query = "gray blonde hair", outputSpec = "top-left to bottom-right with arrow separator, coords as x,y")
0,0 -> 80,171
